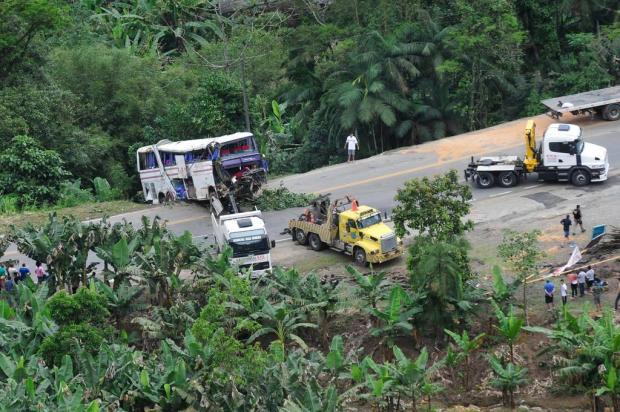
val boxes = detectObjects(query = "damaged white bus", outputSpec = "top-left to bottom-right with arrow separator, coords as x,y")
136,132 -> 268,208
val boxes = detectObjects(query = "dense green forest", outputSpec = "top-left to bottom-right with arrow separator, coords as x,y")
1,0 -> 619,208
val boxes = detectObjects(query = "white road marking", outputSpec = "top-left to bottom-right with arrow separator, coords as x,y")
489,190 -> 513,198
522,184 -> 542,190
275,238 -> 291,243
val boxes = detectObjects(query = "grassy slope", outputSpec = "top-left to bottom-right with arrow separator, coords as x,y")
0,200 -> 151,234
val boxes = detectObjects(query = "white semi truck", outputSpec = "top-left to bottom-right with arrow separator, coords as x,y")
211,209 -> 275,276
464,120 -> 609,188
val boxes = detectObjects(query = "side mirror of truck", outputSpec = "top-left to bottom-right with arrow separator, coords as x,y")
346,222 -> 351,232
271,240 -> 276,248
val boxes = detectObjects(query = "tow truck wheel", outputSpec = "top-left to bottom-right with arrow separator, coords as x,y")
295,229 -> 308,245
308,233 -> 324,251
498,171 -> 518,188
603,104 -> 620,121
475,172 -> 495,189
571,169 -> 591,187
354,248 -> 367,267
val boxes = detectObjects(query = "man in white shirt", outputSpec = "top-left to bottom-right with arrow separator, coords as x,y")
577,270 -> 587,297
344,133 -> 359,162
560,279 -> 568,306
585,266 -> 595,290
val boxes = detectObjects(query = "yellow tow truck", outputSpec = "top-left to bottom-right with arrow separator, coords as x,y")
287,195 -> 403,265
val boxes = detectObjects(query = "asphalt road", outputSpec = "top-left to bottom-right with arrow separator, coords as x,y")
3,114 -> 619,269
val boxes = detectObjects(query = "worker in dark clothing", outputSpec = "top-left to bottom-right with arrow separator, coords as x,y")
560,215 -> 572,247
572,205 -> 585,234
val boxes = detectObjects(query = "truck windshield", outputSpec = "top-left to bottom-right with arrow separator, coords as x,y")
575,138 -> 584,154
358,213 -> 382,228
229,237 -> 270,258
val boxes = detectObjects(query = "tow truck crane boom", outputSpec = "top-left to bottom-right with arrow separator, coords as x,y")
523,119 -> 538,173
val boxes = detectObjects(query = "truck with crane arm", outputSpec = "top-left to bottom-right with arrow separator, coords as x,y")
464,120 -> 609,188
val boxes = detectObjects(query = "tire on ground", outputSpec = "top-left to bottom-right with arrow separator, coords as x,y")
295,229 -> 308,245
354,247 -> 367,267
475,171 -> 495,189
498,171 -> 518,188
570,169 -> 591,187
603,104 -> 620,121
308,233 -> 324,251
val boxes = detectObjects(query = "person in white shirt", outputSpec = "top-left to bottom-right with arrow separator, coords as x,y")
344,133 -> 359,162
585,266 -> 595,290
560,279 -> 568,306
577,270 -> 587,297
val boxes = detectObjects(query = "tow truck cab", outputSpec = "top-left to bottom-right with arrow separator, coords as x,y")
539,124 -> 609,183
337,206 -> 402,264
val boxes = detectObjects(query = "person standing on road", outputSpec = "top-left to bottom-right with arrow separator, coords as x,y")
544,279 -> 555,310
572,205 -> 586,234
568,272 -> 578,298
344,132 -> 359,162
560,279 -> 568,306
577,269 -> 587,297
560,215 -> 572,247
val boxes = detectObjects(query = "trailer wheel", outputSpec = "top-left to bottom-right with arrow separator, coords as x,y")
603,104 -> 620,121
308,233 -> 324,251
475,172 -> 495,189
353,248 -> 367,267
498,171 -> 518,188
295,229 -> 308,245
571,169 -> 591,187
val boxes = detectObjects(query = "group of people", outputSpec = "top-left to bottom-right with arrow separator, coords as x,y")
0,261 -> 48,292
544,265 -> 611,312
560,205 -> 586,246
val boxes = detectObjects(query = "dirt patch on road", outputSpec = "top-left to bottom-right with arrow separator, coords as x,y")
401,113 -> 603,162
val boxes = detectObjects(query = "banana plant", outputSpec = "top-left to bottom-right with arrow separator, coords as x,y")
280,380 -> 340,412
488,356 -> 528,409
596,364 -> 620,411
493,303 -> 524,364
95,236 -> 141,289
248,301 -> 317,353
390,346 -> 439,412
94,282 -> 145,328
350,356 -> 399,411
444,329 -> 485,390
346,265 -> 391,309
370,285 -> 422,355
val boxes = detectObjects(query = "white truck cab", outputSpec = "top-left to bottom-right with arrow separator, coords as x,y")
540,124 -> 609,183
211,210 -> 275,276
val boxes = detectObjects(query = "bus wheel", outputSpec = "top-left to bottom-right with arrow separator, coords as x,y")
475,172 -> 495,189
498,171 -> 518,187
158,193 -> 165,204
571,169 -> 590,187
354,248 -> 367,267
295,229 -> 308,245
308,233 -> 324,251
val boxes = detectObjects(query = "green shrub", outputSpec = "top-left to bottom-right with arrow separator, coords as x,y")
39,323 -> 107,367
57,180 -> 94,208
47,287 -> 110,326
93,177 -> 121,202
0,194 -> 19,214
252,186 -> 315,211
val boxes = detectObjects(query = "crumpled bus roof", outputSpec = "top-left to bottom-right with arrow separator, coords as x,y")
137,132 -> 253,154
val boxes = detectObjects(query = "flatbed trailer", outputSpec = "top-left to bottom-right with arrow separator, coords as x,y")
541,86 -> 620,121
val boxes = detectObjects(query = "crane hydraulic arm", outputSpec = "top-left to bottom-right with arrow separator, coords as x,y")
523,119 -> 539,173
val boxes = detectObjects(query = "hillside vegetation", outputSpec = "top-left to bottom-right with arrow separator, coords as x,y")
0,0 -> 618,209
